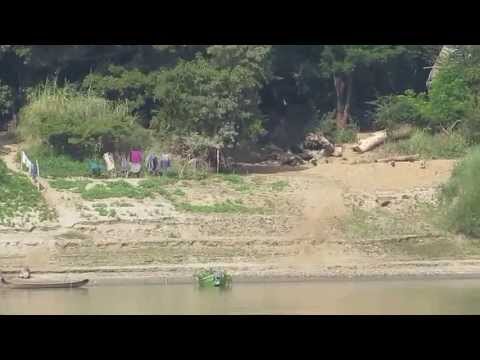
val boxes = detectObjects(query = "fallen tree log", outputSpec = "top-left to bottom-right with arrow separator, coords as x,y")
353,130 -> 387,153
375,154 -> 420,163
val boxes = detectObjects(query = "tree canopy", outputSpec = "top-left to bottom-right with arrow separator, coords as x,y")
0,45 -> 439,147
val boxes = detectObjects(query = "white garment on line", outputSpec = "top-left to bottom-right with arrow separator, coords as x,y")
103,152 -> 115,172
21,151 -> 33,172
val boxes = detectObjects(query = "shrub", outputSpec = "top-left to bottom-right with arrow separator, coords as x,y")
374,64 -> 475,133
373,90 -> 430,130
440,146 -> 480,237
316,111 -> 358,144
428,64 -> 472,128
460,108 -> 480,145
82,65 -> 157,127
151,57 -> 267,147
17,81 -> 149,159
334,127 -> 358,144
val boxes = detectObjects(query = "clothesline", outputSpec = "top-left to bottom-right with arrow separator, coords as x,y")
99,150 -> 172,178
20,151 -> 40,189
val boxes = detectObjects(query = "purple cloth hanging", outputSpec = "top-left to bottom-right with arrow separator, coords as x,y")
130,150 -> 143,164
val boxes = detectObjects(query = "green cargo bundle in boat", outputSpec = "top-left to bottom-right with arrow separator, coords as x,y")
195,269 -> 232,288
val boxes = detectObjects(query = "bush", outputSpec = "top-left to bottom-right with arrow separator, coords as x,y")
82,65 -> 157,127
17,81 -> 149,159
151,57 -> 267,147
374,64 -> 475,133
384,129 -> 468,159
440,146 -> 480,237
374,90 -> 430,130
316,111 -> 358,144
428,64 -> 472,127
334,127 -> 358,144
460,108 -> 480,145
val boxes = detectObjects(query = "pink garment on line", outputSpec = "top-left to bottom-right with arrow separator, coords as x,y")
130,150 -> 143,164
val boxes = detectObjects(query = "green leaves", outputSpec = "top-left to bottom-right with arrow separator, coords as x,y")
18,82 -> 148,157
152,51 -> 270,146
320,45 -> 406,77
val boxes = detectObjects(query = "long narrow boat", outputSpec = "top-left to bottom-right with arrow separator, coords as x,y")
1,277 -> 89,289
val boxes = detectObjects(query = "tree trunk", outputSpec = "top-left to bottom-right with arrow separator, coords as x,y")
334,73 -> 352,129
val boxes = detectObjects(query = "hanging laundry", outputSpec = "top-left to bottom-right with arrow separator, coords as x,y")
103,152 -> 115,172
145,153 -> 159,175
21,151 -> 28,166
21,151 -> 33,173
30,162 -> 38,180
159,154 -> 171,171
129,162 -> 142,175
120,154 -> 129,177
130,149 -> 143,164
88,160 -> 105,177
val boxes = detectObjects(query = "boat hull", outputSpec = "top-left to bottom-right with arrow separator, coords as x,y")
197,274 -> 232,288
1,277 -> 89,289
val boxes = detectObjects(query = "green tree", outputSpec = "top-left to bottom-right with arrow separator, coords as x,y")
152,51 -> 270,146
82,65 -> 157,127
319,45 -> 405,128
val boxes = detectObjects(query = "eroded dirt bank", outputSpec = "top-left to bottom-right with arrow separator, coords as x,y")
4,132 -> 476,282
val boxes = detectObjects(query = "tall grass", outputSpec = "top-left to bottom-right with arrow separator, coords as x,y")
384,129 -> 468,159
18,81 -> 148,158
440,146 -> 480,237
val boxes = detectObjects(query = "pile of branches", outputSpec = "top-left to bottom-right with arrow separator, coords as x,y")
303,132 -> 335,155
169,134 -> 232,172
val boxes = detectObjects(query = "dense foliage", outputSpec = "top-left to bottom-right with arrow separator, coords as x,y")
374,46 -> 480,145
17,82 -> 149,158
440,146 -> 480,237
0,45 -> 440,151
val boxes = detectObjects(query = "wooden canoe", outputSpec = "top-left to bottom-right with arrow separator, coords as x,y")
1,277 -> 89,289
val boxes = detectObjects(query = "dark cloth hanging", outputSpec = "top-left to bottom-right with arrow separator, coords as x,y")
146,153 -> 159,175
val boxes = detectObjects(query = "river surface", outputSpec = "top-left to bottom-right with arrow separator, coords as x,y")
2,278 -> 480,314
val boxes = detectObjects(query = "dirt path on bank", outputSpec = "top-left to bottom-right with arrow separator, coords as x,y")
0,136 -> 82,228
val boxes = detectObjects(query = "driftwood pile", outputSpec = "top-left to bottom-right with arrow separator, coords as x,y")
304,132 -> 335,155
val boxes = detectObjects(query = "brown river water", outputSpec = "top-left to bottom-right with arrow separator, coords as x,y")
2,278 -> 480,314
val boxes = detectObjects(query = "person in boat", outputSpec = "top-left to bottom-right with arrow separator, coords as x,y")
19,267 -> 31,279
213,270 -> 224,287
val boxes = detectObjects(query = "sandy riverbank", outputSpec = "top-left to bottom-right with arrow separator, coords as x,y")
4,259 -> 480,286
